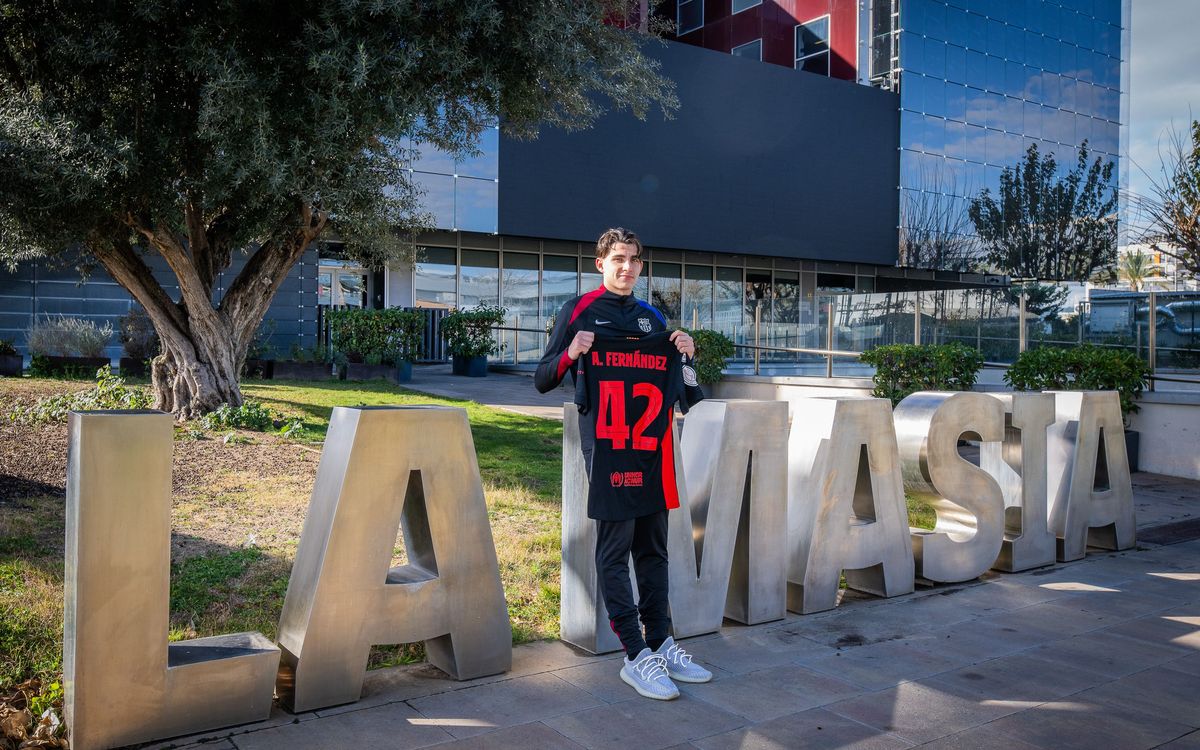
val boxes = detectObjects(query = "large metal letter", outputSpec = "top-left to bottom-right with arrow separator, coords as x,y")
980,393 -> 1057,572
276,406 -> 511,712
894,392 -> 1005,583
560,399 -> 788,652
787,397 -> 915,614
560,405 -> 623,654
670,399 -> 789,637
1046,391 -> 1136,562
65,412 -> 279,750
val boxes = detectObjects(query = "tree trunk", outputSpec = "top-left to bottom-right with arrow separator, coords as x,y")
152,338 -> 245,418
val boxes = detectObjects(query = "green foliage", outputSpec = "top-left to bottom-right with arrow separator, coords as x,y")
1139,120 -> 1200,279
683,328 -> 734,384
201,401 -> 273,431
969,142 -> 1118,282
170,549 -> 264,620
25,315 -> 111,357
8,368 -> 151,423
442,305 -> 507,359
1004,345 -> 1150,417
328,308 -> 425,365
859,343 -> 985,405
117,308 -> 160,360
0,339 -> 17,356
28,680 -> 63,717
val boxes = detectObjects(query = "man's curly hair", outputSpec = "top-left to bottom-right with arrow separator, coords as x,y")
595,227 -> 644,260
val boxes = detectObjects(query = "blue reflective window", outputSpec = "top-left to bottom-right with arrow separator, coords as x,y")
454,127 -> 499,180
455,177 -> 497,234
902,31 -> 924,73
900,149 -> 922,189
1025,30 -> 1043,69
1005,60 -> 1024,97
946,82 -> 967,121
1061,77 -> 1078,113
984,127 -> 1004,163
986,54 -> 1005,92
965,11 -> 987,50
1023,100 -> 1042,139
986,18 -> 1005,53
963,123 -> 986,162
966,49 -> 987,85
1059,43 -> 1077,77
1005,24 -> 1024,59
413,172 -> 454,229
902,73 -> 924,110
1042,72 -> 1060,108
925,78 -> 947,118
1041,2 -> 1059,37
926,1 -> 947,40
946,120 -> 968,159
925,38 -> 947,78
946,43 -> 967,81
411,142 -> 455,175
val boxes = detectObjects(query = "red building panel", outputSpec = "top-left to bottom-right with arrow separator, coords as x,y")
672,0 -> 858,81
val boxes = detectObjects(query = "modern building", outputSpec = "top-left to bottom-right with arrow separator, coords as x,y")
1,0 -> 1127,364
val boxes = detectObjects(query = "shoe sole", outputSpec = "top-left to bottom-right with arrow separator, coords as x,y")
667,671 -> 712,684
620,668 -> 679,700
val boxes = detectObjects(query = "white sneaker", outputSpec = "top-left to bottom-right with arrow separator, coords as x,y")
620,648 -> 680,700
655,637 -> 712,683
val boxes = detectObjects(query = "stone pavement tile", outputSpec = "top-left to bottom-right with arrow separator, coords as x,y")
799,638 -> 964,691
426,721 -> 585,749
1054,586 -> 1180,620
168,741 -> 237,750
1018,560 -> 1157,589
928,577 -> 1076,615
315,640 -> 606,717
899,619 -> 1047,664
916,724 -> 1047,750
554,657 -> 735,704
1102,611 -> 1200,653
141,705 -> 319,748
406,672 -> 603,739
692,706 -> 913,750
927,651 -> 1108,703
234,700 -> 453,750
1114,572 -> 1200,602
980,600 -> 1111,643
1165,652 -> 1200,677
967,696 -> 1193,750
543,695 -> 745,750
679,663 -> 864,723
823,678 -> 1020,744
778,593 -> 983,649
686,629 -> 835,675
1027,630 -> 1189,678
1073,664 -> 1200,728
1159,729 -> 1200,749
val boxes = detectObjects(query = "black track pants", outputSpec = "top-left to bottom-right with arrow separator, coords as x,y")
594,510 -> 672,656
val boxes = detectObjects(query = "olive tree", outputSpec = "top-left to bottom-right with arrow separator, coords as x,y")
0,0 -> 676,417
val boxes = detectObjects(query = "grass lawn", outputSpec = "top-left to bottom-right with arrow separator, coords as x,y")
1,373 -> 941,705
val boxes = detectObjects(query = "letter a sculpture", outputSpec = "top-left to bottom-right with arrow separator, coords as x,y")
276,406 -> 511,712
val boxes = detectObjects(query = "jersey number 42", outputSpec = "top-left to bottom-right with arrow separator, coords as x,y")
595,380 -> 663,451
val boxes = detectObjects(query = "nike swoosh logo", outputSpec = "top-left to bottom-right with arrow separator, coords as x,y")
594,320 -> 611,325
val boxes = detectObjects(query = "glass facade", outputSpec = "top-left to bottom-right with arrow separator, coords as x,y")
896,0 -> 1125,270
407,123 -> 500,234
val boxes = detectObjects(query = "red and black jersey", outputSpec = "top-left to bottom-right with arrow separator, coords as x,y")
534,288 -> 669,394
574,332 -> 704,521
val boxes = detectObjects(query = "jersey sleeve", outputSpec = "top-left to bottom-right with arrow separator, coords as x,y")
534,299 -> 578,393
680,353 -> 706,412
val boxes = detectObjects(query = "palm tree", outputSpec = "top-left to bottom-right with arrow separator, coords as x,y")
1117,249 -> 1166,292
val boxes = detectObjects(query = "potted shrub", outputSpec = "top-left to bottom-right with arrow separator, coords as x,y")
26,315 -> 112,377
1004,345 -> 1150,472
0,339 -> 21,377
272,341 -> 335,381
117,308 -> 160,377
441,304 -> 506,377
682,328 -> 736,385
329,308 -> 423,383
859,342 -> 986,405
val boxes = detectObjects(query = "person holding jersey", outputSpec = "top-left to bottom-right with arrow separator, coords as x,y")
535,227 -> 711,701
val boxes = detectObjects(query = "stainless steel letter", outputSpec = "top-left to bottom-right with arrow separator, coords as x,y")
980,393 -> 1057,572
895,392 -> 1006,583
787,398 -> 915,614
560,405 -> 624,654
670,399 -> 789,637
1046,391 -> 1136,562
276,406 -> 511,712
65,411 -> 279,750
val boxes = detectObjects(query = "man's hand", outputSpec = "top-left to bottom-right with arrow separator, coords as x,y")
669,329 -> 695,358
568,330 -> 595,361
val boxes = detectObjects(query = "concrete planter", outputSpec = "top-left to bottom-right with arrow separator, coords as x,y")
343,362 -> 412,383
452,355 -> 488,377
273,361 -> 334,381
0,353 -> 21,377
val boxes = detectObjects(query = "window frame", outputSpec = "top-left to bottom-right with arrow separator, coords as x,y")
677,0 -> 703,35
794,13 -> 832,77
731,0 -> 762,15
732,38 -> 763,61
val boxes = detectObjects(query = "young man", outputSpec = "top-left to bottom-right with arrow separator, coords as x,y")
535,227 -> 712,700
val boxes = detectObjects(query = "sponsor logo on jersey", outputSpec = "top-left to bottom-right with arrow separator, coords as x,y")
594,319 -> 611,325
608,471 -> 644,488
682,365 -> 699,387
638,318 -> 652,333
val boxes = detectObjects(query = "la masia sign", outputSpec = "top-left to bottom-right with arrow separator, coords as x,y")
63,391 -> 1133,749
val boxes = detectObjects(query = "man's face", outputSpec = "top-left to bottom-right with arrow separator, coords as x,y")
596,242 -> 643,295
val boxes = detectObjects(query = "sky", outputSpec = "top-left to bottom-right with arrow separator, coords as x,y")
1126,0 -> 1200,203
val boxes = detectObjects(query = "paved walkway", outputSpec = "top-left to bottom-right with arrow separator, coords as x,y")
143,369 -> 1200,750
403,363 -> 570,420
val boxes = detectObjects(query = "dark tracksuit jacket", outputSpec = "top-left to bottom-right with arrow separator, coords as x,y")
534,286 -> 680,654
